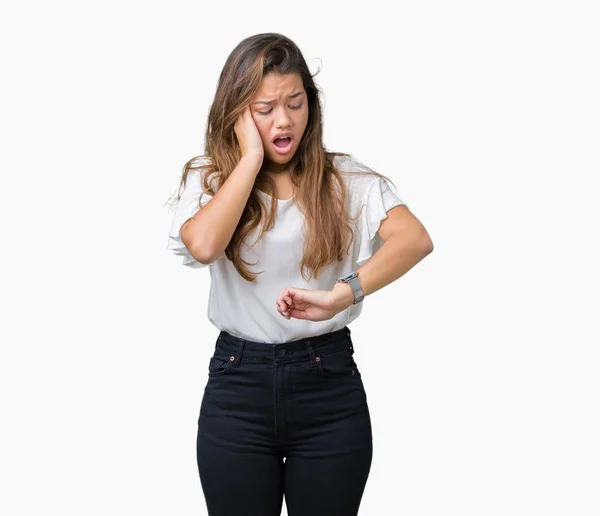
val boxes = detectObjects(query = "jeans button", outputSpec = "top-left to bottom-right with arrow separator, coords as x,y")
277,348 -> 286,357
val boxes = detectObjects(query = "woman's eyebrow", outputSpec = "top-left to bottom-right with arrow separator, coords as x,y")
252,91 -> 305,105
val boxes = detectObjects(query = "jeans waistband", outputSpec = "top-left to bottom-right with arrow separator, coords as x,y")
214,326 -> 354,366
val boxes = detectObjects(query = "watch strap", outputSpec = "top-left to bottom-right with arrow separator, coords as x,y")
336,271 -> 365,305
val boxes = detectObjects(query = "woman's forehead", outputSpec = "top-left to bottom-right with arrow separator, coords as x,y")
253,73 -> 304,99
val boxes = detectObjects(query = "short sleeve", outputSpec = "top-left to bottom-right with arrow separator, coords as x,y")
356,176 -> 409,268
165,169 -> 214,268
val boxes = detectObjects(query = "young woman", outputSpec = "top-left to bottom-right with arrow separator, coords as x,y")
166,32 -> 433,516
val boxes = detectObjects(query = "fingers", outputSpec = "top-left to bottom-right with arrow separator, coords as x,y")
277,300 -> 290,319
277,288 -> 292,319
284,291 -> 293,306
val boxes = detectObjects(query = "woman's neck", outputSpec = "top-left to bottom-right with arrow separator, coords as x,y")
261,161 -> 290,176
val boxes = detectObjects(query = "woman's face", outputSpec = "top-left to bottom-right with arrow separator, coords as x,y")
250,72 -> 309,169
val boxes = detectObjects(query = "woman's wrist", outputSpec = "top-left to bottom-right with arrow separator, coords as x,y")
330,281 -> 355,312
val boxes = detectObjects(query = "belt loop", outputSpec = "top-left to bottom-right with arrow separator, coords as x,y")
232,338 -> 245,368
305,339 -> 317,368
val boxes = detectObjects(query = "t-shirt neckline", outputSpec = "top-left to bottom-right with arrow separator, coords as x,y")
257,189 -> 295,203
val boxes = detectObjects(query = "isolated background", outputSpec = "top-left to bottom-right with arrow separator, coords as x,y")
1,0 -> 599,515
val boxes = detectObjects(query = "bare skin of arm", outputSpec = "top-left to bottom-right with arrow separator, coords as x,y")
181,105 -> 265,264
180,155 -> 263,264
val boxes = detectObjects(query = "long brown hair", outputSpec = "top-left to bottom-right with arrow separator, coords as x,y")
168,33 -> 396,282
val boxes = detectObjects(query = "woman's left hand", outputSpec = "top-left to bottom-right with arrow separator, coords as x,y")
276,283 -> 355,322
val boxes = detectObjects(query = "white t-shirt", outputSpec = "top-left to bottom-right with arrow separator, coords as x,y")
166,154 -> 408,343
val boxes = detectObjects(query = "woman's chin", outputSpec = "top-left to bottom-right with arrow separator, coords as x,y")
265,152 -> 294,166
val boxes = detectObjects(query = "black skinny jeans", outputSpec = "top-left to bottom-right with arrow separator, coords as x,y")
196,325 -> 373,516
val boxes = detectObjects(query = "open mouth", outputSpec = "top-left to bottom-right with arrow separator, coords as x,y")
272,136 -> 293,154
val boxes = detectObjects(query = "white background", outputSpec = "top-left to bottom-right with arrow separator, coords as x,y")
1,1 -> 599,514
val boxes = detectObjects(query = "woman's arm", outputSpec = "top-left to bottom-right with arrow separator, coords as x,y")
332,205 -> 434,310
180,156 -> 262,265
276,205 -> 433,321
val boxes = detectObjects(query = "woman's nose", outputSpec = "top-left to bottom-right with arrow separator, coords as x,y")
275,109 -> 292,127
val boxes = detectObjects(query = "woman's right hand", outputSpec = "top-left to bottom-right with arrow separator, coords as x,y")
234,105 -> 264,163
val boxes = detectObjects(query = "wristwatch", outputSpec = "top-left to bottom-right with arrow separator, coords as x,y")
336,270 -> 365,305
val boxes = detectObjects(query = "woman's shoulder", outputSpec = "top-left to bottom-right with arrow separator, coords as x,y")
330,152 -> 383,202
185,155 -> 213,178
182,155 -> 219,192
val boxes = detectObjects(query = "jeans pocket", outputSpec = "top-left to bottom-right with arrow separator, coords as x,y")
316,348 -> 361,378
207,355 -> 233,377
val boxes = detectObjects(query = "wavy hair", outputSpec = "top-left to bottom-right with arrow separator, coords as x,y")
168,33 -> 395,282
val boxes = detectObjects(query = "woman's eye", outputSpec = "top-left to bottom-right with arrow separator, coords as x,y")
258,104 -> 303,116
